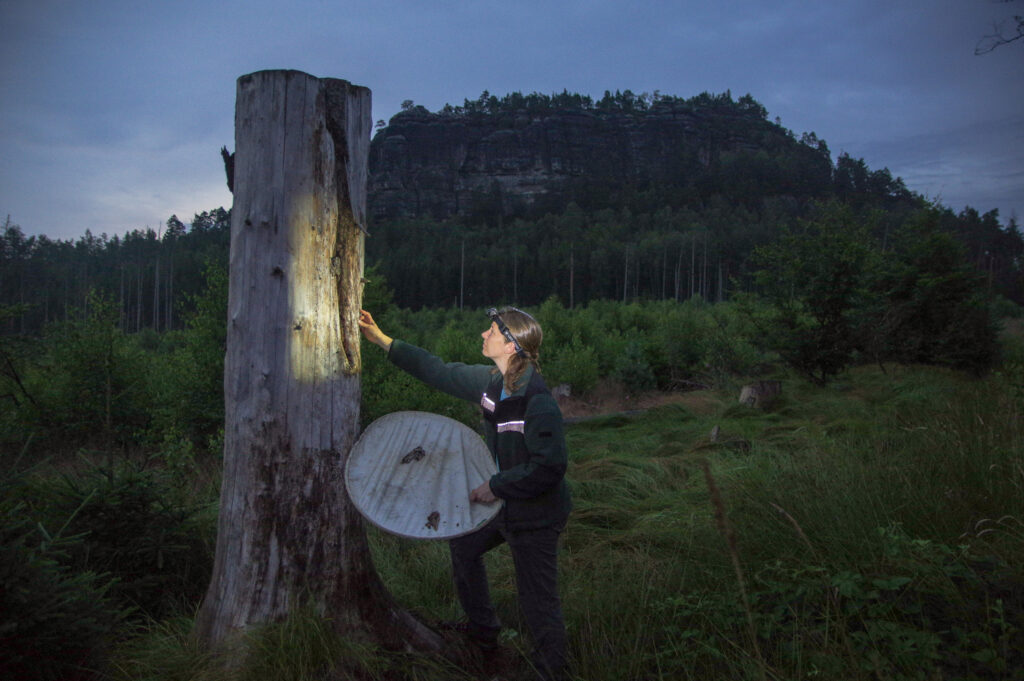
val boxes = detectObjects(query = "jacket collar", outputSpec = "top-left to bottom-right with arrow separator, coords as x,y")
488,363 -> 537,399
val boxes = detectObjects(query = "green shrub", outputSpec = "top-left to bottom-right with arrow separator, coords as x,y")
32,460 -> 214,620
699,304 -> 764,385
7,291 -> 152,451
0,516 -> 124,680
1,457 -> 124,681
147,261 -> 227,452
544,332 -> 599,394
613,340 -> 656,394
869,214 -> 999,373
649,528 -> 1023,681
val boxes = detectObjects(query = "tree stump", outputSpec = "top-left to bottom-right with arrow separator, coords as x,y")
738,380 -> 782,409
196,70 -> 439,654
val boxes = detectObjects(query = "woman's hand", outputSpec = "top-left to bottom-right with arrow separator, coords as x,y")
358,309 -> 393,350
469,480 -> 498,504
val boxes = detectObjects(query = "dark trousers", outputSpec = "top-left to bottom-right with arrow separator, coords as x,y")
449,515 -> 567,679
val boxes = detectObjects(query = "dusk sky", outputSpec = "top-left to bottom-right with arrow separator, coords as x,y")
2,0 -> 1022,242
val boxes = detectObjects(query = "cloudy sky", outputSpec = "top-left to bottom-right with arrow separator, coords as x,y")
1,0 -> 1021,241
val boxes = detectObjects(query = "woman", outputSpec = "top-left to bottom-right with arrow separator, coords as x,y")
358,307 -> 571,681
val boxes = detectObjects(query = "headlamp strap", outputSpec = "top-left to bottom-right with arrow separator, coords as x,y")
486,307 -> 526,357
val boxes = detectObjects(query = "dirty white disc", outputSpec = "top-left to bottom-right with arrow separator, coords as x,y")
345,411 -> 501,539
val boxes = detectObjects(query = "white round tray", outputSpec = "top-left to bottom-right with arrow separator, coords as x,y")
345,411 -> 502,539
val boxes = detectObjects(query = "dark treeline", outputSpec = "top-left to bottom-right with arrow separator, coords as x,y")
366,189 -> 1022,313
3,191 -> 1020,334
1,209 -> 230,336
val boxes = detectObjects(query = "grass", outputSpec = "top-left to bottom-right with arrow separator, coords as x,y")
556,363 -> 1023,679
18,361 -> 1024,680
349,360 -> 1023,680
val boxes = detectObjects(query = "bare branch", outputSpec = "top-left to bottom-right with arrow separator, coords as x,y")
976,4 -> 1024,55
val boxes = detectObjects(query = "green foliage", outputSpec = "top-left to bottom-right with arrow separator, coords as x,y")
744,203 -> 1000,384
239,605 -> 382,681
148,260 -> 228,451
0,305 -> 41,439
430,87 -> 758,119
652,532 -> 1022,681
356,361 -> 1024,681
696,302 -> 764,386
612,340 -> 656,394
568,361 -> 1023,678
0,307 -> 1017,679
545,332 -> 600,394
743,201 -> 873,385
0,514 -> 124,680
361,262 -> 395,315
0,237 -> 1020,680
0,455 -> 125,681
866,210 -> 999,373
26,291 -> 152,449
369,90 -> 1019,311
105,617 -> 215,681
1,210 -> 231,338
109,606 -> 474,681
26,459 -> 214,620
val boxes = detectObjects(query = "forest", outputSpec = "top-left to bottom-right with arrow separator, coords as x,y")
2,174 -> 1021,333
1,90 -> 1023,680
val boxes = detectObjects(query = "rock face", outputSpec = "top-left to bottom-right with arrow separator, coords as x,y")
367,99 -> 786,222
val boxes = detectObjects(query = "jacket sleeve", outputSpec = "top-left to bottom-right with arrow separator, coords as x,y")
489,394 -> 568,500
387,339 -> 493,403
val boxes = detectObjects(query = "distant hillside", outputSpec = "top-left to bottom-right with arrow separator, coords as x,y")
367,89 -> 873,222
3,91 -> 1018,332
361,89 -> 975,310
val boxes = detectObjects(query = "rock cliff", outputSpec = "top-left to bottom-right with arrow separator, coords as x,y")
367,96 -> 802,221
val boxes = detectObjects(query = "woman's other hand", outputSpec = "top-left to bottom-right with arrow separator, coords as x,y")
469,480 -> 499,504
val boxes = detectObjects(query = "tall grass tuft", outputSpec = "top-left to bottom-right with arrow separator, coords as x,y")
700,458 -> 767,681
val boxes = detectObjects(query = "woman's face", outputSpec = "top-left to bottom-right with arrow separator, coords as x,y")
481,321 -> 511,360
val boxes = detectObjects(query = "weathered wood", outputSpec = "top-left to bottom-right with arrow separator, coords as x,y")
196,70 -> 440,654
738,380 -> 782,409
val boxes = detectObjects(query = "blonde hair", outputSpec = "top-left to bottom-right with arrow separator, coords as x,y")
495,307 -> 542,393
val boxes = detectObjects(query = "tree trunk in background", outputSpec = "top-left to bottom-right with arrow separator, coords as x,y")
196,69 -> 441,654
135,264 -> 142,332
623,246 -> 629,303
569,243 -> 574,309
690,234 -> 695,299
153,257 -> 160,332
166,256 -> 174,330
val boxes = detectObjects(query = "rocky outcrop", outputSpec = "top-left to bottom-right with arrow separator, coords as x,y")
367,99 -> 786,222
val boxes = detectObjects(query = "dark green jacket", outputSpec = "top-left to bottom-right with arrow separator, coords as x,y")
388,339 -> 571,530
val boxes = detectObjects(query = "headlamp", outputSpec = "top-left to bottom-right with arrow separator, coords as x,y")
486,307 -> 526,357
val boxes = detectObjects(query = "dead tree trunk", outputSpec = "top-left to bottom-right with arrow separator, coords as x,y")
196,69 -> 440,654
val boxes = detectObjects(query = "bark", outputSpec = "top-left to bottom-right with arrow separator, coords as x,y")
738,380 -> 782,409
197,70 -> 441,654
